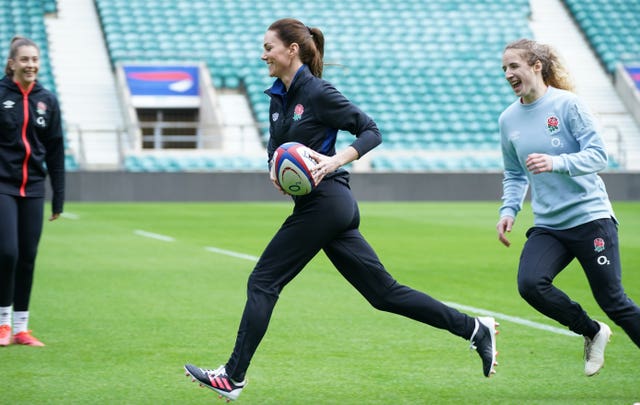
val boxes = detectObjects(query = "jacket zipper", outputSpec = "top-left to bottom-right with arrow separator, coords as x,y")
17,82 -> 34,197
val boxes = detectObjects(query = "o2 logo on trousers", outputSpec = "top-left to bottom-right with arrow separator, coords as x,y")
597,255 -> 610,266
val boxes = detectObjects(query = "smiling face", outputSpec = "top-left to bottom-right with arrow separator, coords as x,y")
502,48 -> 546,104
261,29 -> 301,87
8,45 -> 39,89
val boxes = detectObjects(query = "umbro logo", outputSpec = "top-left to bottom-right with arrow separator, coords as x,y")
3,100 -> 15,109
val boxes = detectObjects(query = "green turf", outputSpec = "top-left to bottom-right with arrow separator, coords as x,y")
2,202 -> 638,404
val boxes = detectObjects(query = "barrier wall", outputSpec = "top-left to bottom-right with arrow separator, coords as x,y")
59,171 -> 640,202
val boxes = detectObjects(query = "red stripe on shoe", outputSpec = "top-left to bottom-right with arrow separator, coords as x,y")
211,376 -> 232,391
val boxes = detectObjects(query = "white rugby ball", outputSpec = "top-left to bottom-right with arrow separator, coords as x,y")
273,142 -> 317,196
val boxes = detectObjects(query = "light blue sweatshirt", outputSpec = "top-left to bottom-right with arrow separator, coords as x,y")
498,86 -> 615,230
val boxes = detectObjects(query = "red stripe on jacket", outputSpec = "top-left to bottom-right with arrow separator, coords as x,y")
17,81 -> 35,197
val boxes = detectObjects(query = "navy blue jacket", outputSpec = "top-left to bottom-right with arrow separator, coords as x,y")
0,76 -> 65,213
265,65 -> 382,180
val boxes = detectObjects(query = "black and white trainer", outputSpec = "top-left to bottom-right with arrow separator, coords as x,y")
469,316 -> 499,377
184,364 -> 246,402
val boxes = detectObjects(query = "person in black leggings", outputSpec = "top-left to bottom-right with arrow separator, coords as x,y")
184,18 -> 497,401
0,36 -> 65,347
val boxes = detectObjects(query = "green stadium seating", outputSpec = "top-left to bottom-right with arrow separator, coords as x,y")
371,154 -> 504,172
0,0 -> 56,92
563,0 -> 640,73
124,154 -> 266,172
94,0 -> 535,171
42,0 -> 58,14
4,0 -> 627,172
0,0 -> 78,170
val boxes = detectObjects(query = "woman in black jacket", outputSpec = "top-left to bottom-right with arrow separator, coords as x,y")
0,36 -> 65,347
185,18 -> 497,401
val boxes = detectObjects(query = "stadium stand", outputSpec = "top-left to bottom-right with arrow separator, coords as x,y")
0,0 -> 79,170
0,0 -> 56,93
563,0 -> 640,73
94,0 -> 533,172
123,153 -> 266,172
5,0 -> 636,172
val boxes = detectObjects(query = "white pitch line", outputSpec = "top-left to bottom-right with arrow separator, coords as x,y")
133,229 -> 175,242
61,212 -> 79,219
205,246 -> 259,262
205,245 -> 577,337
444,301 -> 578,337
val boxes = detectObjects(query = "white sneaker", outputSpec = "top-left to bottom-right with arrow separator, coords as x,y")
584,321 -> 612,376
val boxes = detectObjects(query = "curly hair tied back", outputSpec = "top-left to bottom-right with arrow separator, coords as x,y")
505,38 -> 574,92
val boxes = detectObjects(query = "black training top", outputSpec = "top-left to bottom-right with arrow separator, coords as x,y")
0,76 -> 65,213
265,65 -> 382,180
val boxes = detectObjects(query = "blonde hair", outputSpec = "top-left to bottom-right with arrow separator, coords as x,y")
5,36 -> 39,77
505,38 -> 574,92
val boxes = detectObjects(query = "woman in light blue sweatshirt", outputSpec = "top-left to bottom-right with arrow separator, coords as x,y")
496,38 -> 640,377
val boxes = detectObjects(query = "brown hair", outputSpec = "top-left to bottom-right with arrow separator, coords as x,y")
268,18 -> 324,78
5,36 -> 39,77
504,38 -> 574,92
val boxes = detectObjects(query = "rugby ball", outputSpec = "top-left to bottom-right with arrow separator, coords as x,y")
273,142 -> 317,196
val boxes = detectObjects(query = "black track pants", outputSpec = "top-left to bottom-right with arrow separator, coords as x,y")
517,218 -> 640,347
225,177 -> 475,380
0,194 -> 44,310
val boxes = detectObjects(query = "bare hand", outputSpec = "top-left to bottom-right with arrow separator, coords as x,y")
496,216 -> 514,247
269,163 -> 287,194
49,213 -> 61,221
308,150 -> 339,185
525,153 -> 553,174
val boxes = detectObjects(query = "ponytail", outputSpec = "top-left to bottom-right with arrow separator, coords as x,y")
306,26 -> 324,78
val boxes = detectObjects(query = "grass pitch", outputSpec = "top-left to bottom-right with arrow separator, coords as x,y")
2,201 -> 638,404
